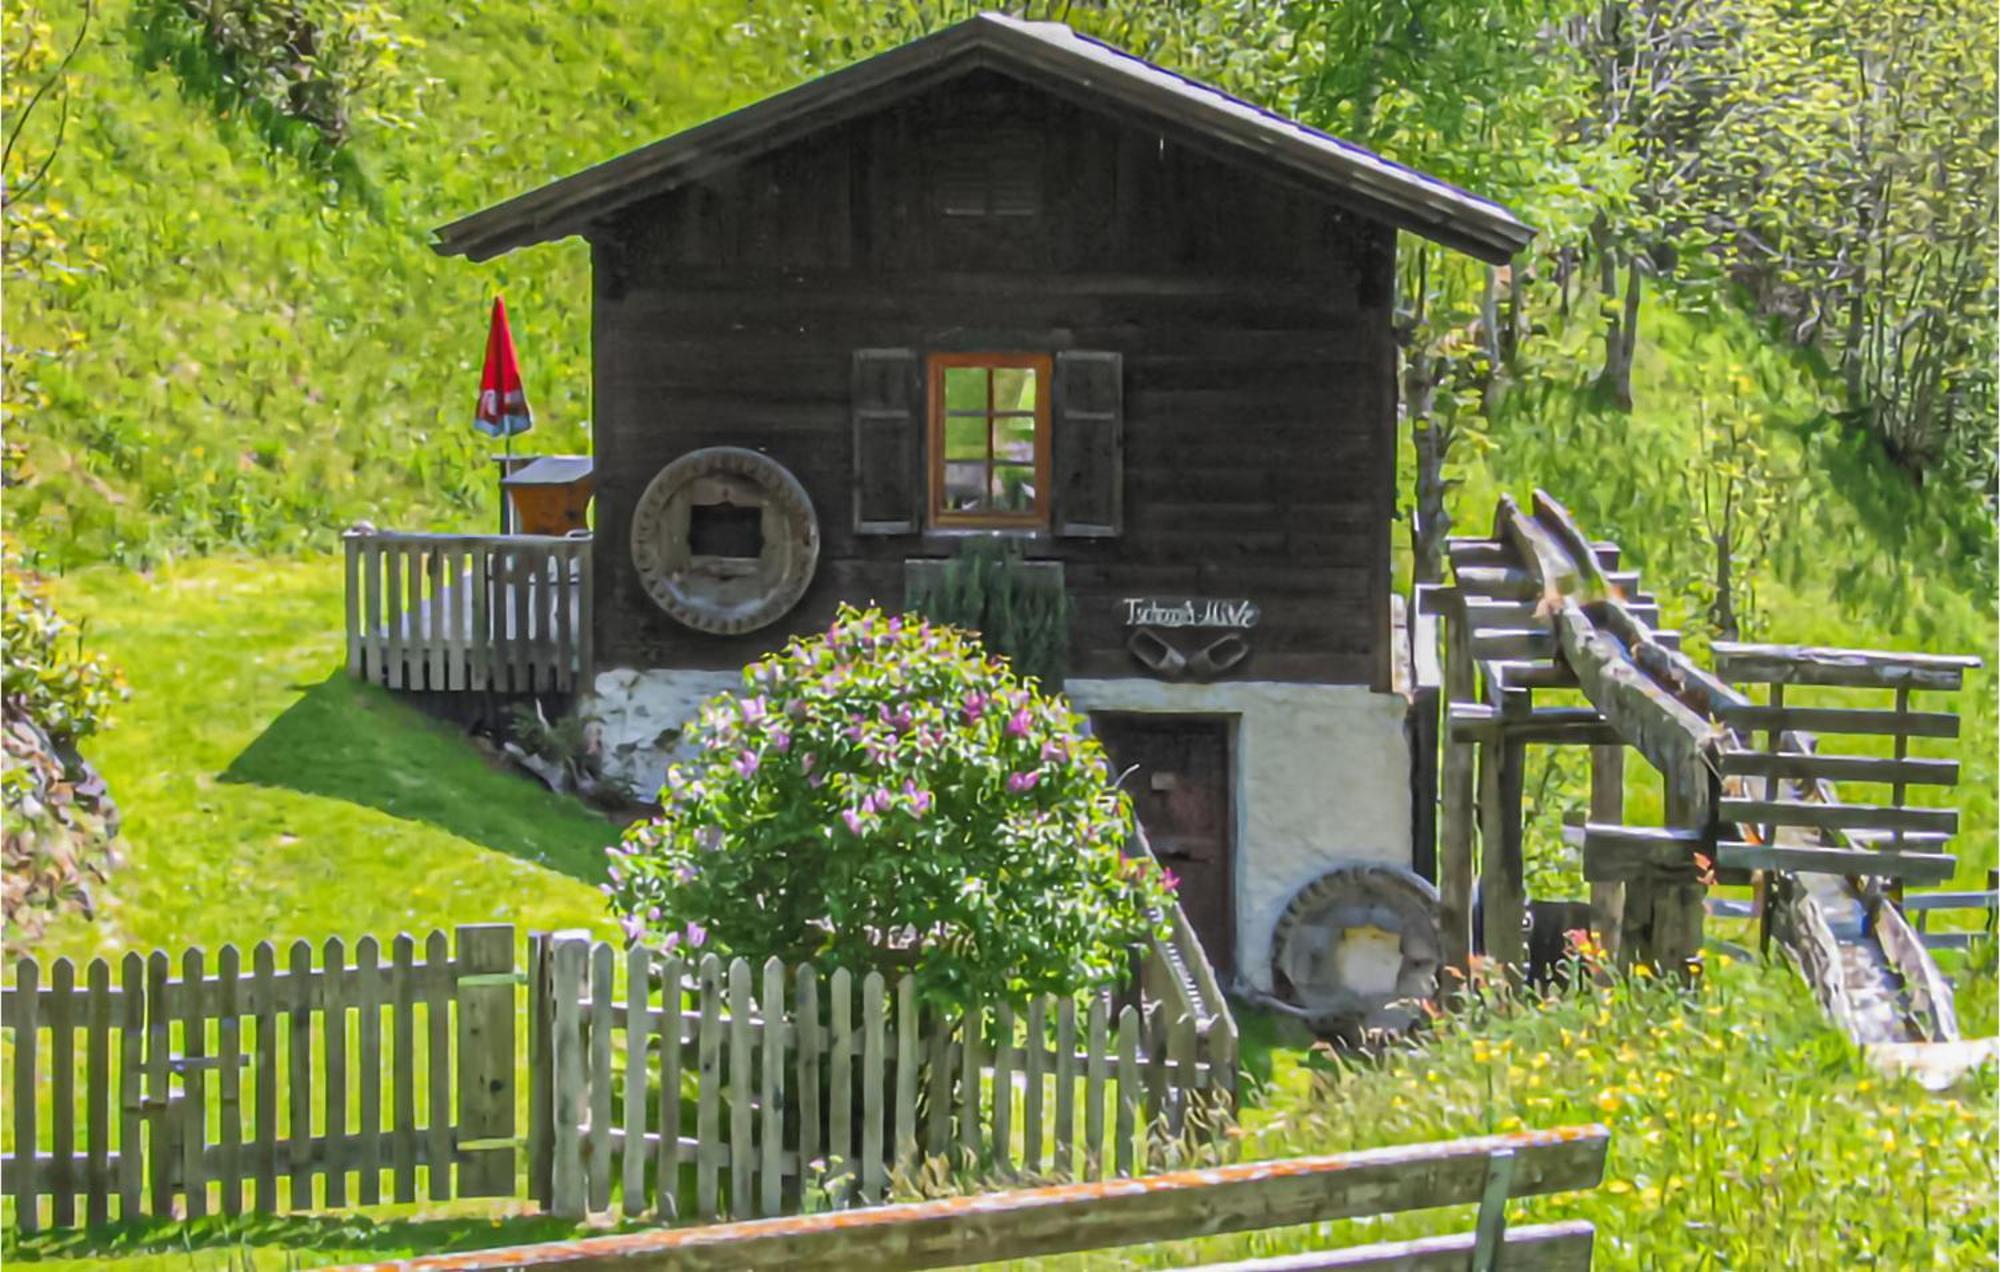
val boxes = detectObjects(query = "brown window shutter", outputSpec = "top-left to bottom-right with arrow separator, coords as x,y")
852,348 -> 922,534
1053,350 -> 1123,537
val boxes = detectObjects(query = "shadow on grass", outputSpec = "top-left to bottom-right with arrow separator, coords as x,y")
220,673 -> 618,886
2,1209 -> 589,1265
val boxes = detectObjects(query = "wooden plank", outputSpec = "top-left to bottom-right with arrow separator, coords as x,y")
1589,746 -> 1626,961
353,936 -> 380,1207
344,536 -> 363,677
588,941 -> 615,1215
728,958 -> 754,1218
657,955 -> 685,1221
1478,739 -> 1527,965
392,934 -> 418,1205
554,540 -> 577,691
406,545 -> 425,689
1054,997 -> 1077,1178
993,1001 -> 1015,1176
924,1007 -> 950,1158
795,965 -> 820,1205
1023,997 -> 1046,1175
1167,1004 -> 1196,1141
118,952 -> 144,1220
216,944 -> 245,1217
958,998 -> 984,1165
623,946 -> 650,1219
1713,642 -> 1976,691
384,540 -> 405,690
1470,629 -> 1555,661
367,1127 -> 1612,1271
861,971 -> 886,1204
1114,1007 -> 1138,1178
41,958 -> 74,1227
1448,703 -> 1621,747
696,954 -> 723,1219
1718,703 -> 1959,738
456,925 -> 516,1199
359,539 -> 381,684
250,942 -> 278,1214
13,958 -> 39,1232
1718,750 -> 1959,787
1084,997 -> 1108,1181
760,957 -> 786,1218
512,545 -> 535,695
179,948 -> 208,1220
1190,1221 -> 1597,1270
1715,841 -> 1958,884
827,967 -> 852,1203
322,938 -> 347,1209
426,929 -> 453,1202
286,940 -> 313,1210
1438,591 -> 1476,982
893,975 -> 918,1184
1718,799 -> 1956,835
1580,824 -> 1705,883
550,934 -> 588,1218
1899,890 -> 1998,912
469,541 -> 491,691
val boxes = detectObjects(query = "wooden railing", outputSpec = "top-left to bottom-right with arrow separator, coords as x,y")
338,1125 -> 1612,1271
527,930 -> 1238,1222
343,530 -> 592,695
3,927 -> 517,1232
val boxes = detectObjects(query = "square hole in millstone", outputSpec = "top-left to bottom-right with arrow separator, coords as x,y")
688,503 -> 764,558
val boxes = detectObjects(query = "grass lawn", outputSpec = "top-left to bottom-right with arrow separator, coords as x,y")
29,553 -> 622,962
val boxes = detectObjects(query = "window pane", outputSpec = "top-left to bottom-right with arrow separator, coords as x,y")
992,464 -> 1036,511
992,367 -> 1037,413
944,415 -> 988,460
994,416 -> 1036,464
943,367 -> 988,413
943,461 -> 988,511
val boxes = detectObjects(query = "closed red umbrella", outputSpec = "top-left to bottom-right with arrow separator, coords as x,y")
474,295 -> 533,442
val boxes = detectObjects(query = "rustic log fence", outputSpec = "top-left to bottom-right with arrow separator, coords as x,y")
526,928 -> 1237,1222
343,529 -> 592,695
3,925 -> 517,1233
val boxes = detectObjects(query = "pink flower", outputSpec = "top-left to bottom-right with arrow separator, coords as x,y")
903,780 -> 933,817
1006,708 -> 1032,738
674,863 -> 697,884
963,692 -> 988,723
1160,869 -> 1180,893
801,751 -> 817,773
733,750 -> 761,778
1040,740 -> 1068,763
842,808 -> 865,835
621,914 -> 645,941
1006,770 -> 1041,794
771,731 -> 792,753
661,931 -> 682,954
741,696 -> 767,723
684,921 -> 708,949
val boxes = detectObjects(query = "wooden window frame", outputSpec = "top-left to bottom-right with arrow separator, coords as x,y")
926,352 -> 1053,530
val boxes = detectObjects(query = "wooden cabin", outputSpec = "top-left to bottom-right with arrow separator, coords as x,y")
426,14 -> 1529,995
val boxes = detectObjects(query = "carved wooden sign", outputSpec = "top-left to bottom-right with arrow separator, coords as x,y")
1120,597 -> 1261,629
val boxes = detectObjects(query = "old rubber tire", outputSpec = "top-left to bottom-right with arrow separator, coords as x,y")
1269,864 -> 1442,1039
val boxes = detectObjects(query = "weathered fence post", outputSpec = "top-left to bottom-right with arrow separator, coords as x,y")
455,924 -> 517,1197
549,930 -> 590,1217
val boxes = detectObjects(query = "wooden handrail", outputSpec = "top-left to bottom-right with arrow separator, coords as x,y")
336,1126 -> 1610,1271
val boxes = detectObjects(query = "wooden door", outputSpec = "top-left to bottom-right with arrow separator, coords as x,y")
1090,714 -> 1235,979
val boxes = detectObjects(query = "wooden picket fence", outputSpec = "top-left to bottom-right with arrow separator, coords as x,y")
2,926 -> 516,1232
526,929 -> 1238,1221
342,529 -> 592,694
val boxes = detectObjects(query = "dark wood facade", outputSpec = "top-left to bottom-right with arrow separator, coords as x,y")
585,71 -> 1399,688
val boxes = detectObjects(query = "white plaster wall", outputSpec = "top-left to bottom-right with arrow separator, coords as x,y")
1063,679 -> 1411,994
588,668 -> 1411,993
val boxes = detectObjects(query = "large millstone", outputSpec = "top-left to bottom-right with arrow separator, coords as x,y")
1269,864 -> 1442,1040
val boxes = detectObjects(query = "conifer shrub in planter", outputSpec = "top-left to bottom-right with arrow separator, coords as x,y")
605,604 -> 1174,1009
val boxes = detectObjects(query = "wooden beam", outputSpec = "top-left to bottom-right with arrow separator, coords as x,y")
1718,704 -> 1959,739
1868,888 -> 1960,1042
1192,1220 -> 1597,1271
1713,642 -> 1980,692
1718,751 -> 1959,787
1438,594 -> 1477,984
1590,747 -> 1626,960
346,1129 -> 1612,1271
1580,825 -> 1705,883
1449,704 -> 1621,747
1470,629 -> 1556,661
1713,842 -> 1957,885
1718,799 -> 1957,836
1479,738 -> 1527,966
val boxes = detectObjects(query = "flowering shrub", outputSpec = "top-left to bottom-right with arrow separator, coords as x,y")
606,605 -> 1173,1006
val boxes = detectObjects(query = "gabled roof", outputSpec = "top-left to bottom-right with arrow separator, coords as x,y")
432,13 -> 1533,264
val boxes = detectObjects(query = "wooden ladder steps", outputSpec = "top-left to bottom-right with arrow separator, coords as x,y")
1717,798 -> 1957,836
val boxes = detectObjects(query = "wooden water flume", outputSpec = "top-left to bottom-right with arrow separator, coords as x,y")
1423,489 -> 1982,1056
